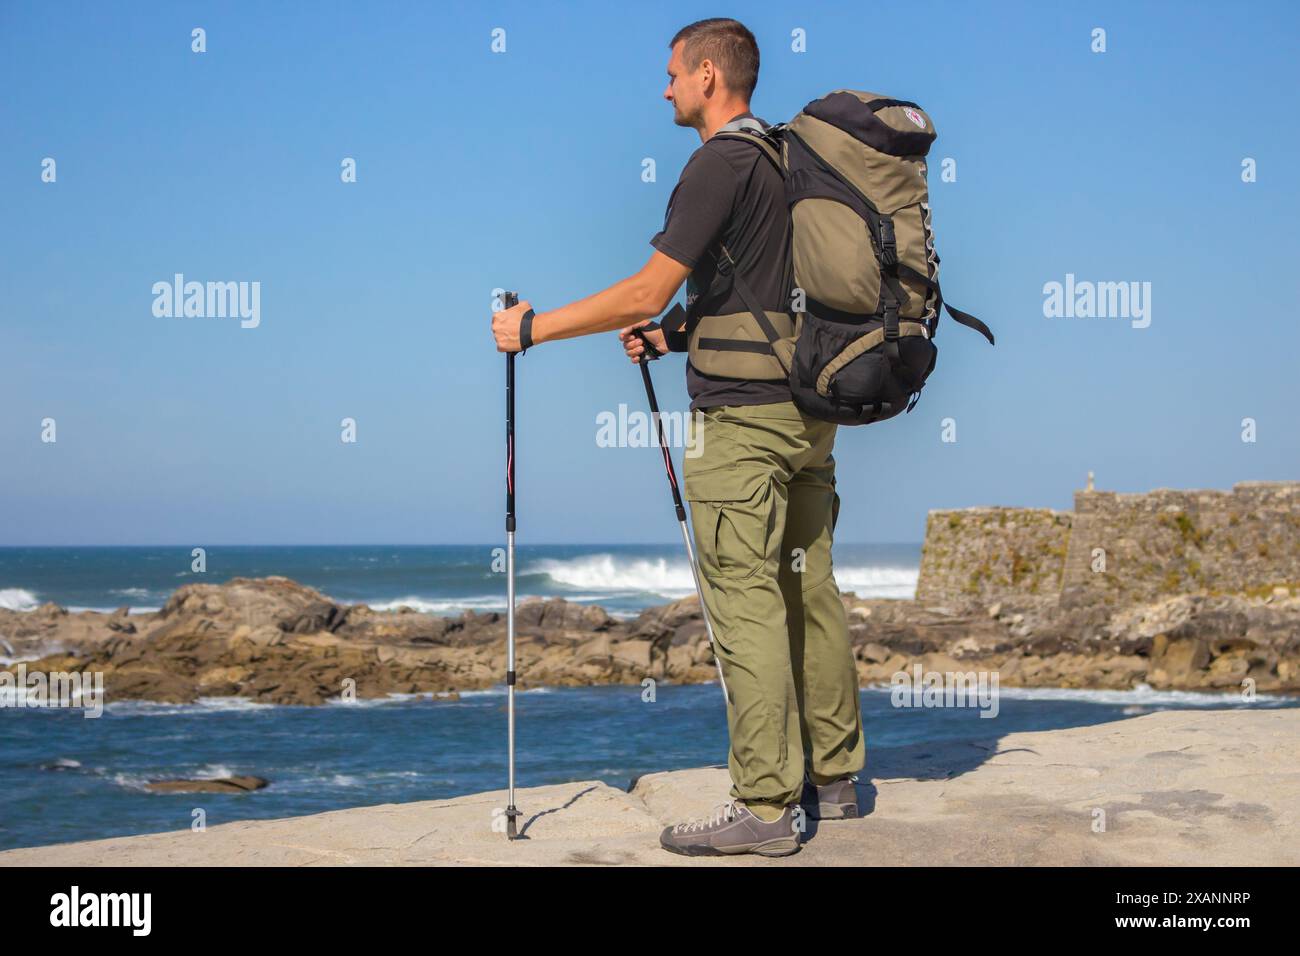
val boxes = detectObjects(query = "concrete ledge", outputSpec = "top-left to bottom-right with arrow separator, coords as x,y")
2,708 -> 1296,866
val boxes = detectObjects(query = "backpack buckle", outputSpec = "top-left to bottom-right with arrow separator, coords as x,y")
879,217 -> 899,272
882,305 -> 900,342
715,248 -> 736,277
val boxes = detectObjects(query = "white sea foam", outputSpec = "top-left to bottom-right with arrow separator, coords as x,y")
864,681 -> 1293,707
112,772 -> 153,791
987,683 -> 1294,707
367,595 -> 507,614
270,770 -> 424,794
106,696 -> 279,716
359,592 -> 646,619
66,606 -> 161,615
195,763 -> 238,779
0,588 -> 40,611
835,565 -> 919,600
455,686 -> 553,698
532,553 -> 919,600
325,690 -> 453,707
532,554 -> 697,597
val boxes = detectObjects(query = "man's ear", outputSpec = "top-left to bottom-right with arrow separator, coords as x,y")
698,58 -> 716,93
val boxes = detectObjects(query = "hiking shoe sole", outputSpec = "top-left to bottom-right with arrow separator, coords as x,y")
660,836 -> 801,858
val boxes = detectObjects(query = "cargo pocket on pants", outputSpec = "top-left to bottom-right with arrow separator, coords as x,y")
687,474 -> 776,582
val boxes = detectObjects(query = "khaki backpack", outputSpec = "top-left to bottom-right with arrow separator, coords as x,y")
676,90 -> 995,425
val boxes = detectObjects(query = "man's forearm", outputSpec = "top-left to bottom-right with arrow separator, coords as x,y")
532,274 -> 662,344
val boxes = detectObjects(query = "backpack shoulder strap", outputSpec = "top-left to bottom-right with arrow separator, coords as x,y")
709,129 -> 783,176
688,121 -> 794,374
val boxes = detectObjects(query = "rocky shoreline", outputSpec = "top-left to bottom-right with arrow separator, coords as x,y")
2,576 -> 1297,706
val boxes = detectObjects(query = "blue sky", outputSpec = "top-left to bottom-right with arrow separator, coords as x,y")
2,0 -> 1297,546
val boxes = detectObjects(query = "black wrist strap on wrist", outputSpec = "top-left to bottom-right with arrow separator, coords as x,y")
519,309 -> 535,353
638,321 -> 665,358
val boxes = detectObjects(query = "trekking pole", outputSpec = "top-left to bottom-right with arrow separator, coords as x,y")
633,325 -> 729,702
503,290 -> 522,840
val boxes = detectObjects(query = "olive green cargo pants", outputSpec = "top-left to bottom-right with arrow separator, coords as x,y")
684,401 -> 865,809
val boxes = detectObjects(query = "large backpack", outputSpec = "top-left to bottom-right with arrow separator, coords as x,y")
681,90 -> 995,426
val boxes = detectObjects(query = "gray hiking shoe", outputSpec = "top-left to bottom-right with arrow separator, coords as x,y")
659,800 -> 801,857
801,775 -> 860,819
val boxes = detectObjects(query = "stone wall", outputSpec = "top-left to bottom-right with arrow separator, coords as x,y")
915,507 -> 1071,605
916,481 -> 1300,607
1060,481 -> 1300,607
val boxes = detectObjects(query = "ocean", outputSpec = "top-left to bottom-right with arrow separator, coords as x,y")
0,543 -> 923,618
3,545 -> 1296,853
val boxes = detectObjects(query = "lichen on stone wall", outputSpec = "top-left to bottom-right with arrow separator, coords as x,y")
916,481 -> 1300,608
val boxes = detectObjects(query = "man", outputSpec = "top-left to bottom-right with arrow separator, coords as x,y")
491,17 -> 864,857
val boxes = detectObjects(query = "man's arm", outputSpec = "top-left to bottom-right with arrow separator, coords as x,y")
532,251 -> 691,344
491,251 -> 690,352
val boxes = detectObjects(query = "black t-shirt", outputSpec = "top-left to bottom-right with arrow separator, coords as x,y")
650,113 -> 792,410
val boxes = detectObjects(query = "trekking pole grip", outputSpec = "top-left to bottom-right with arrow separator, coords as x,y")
633,322 -> 664,364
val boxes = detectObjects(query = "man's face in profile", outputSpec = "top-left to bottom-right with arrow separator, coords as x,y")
664,40 -> 707,130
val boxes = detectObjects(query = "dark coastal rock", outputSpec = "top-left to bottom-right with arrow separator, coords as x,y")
144,776 -> 268,794
106,606 -> 136,634
281,600 -> 348,634
629,595 -> 703,640
515,597 -> 614,632
106,666 -> 200,704
845,589 -> 1300,692
339,605 -> 454,645
154,577 -> 358,644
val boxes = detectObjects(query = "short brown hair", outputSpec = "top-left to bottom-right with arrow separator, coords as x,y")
670,18 -> 759,100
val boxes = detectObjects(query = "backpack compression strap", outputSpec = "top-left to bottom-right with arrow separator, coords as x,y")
895,264 -> 995,346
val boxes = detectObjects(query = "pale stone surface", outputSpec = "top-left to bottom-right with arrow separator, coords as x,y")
2,708 -> 1295,866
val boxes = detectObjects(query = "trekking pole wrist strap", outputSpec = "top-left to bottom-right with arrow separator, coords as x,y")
519,309 -> 535,353
635,322 -> 665,358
